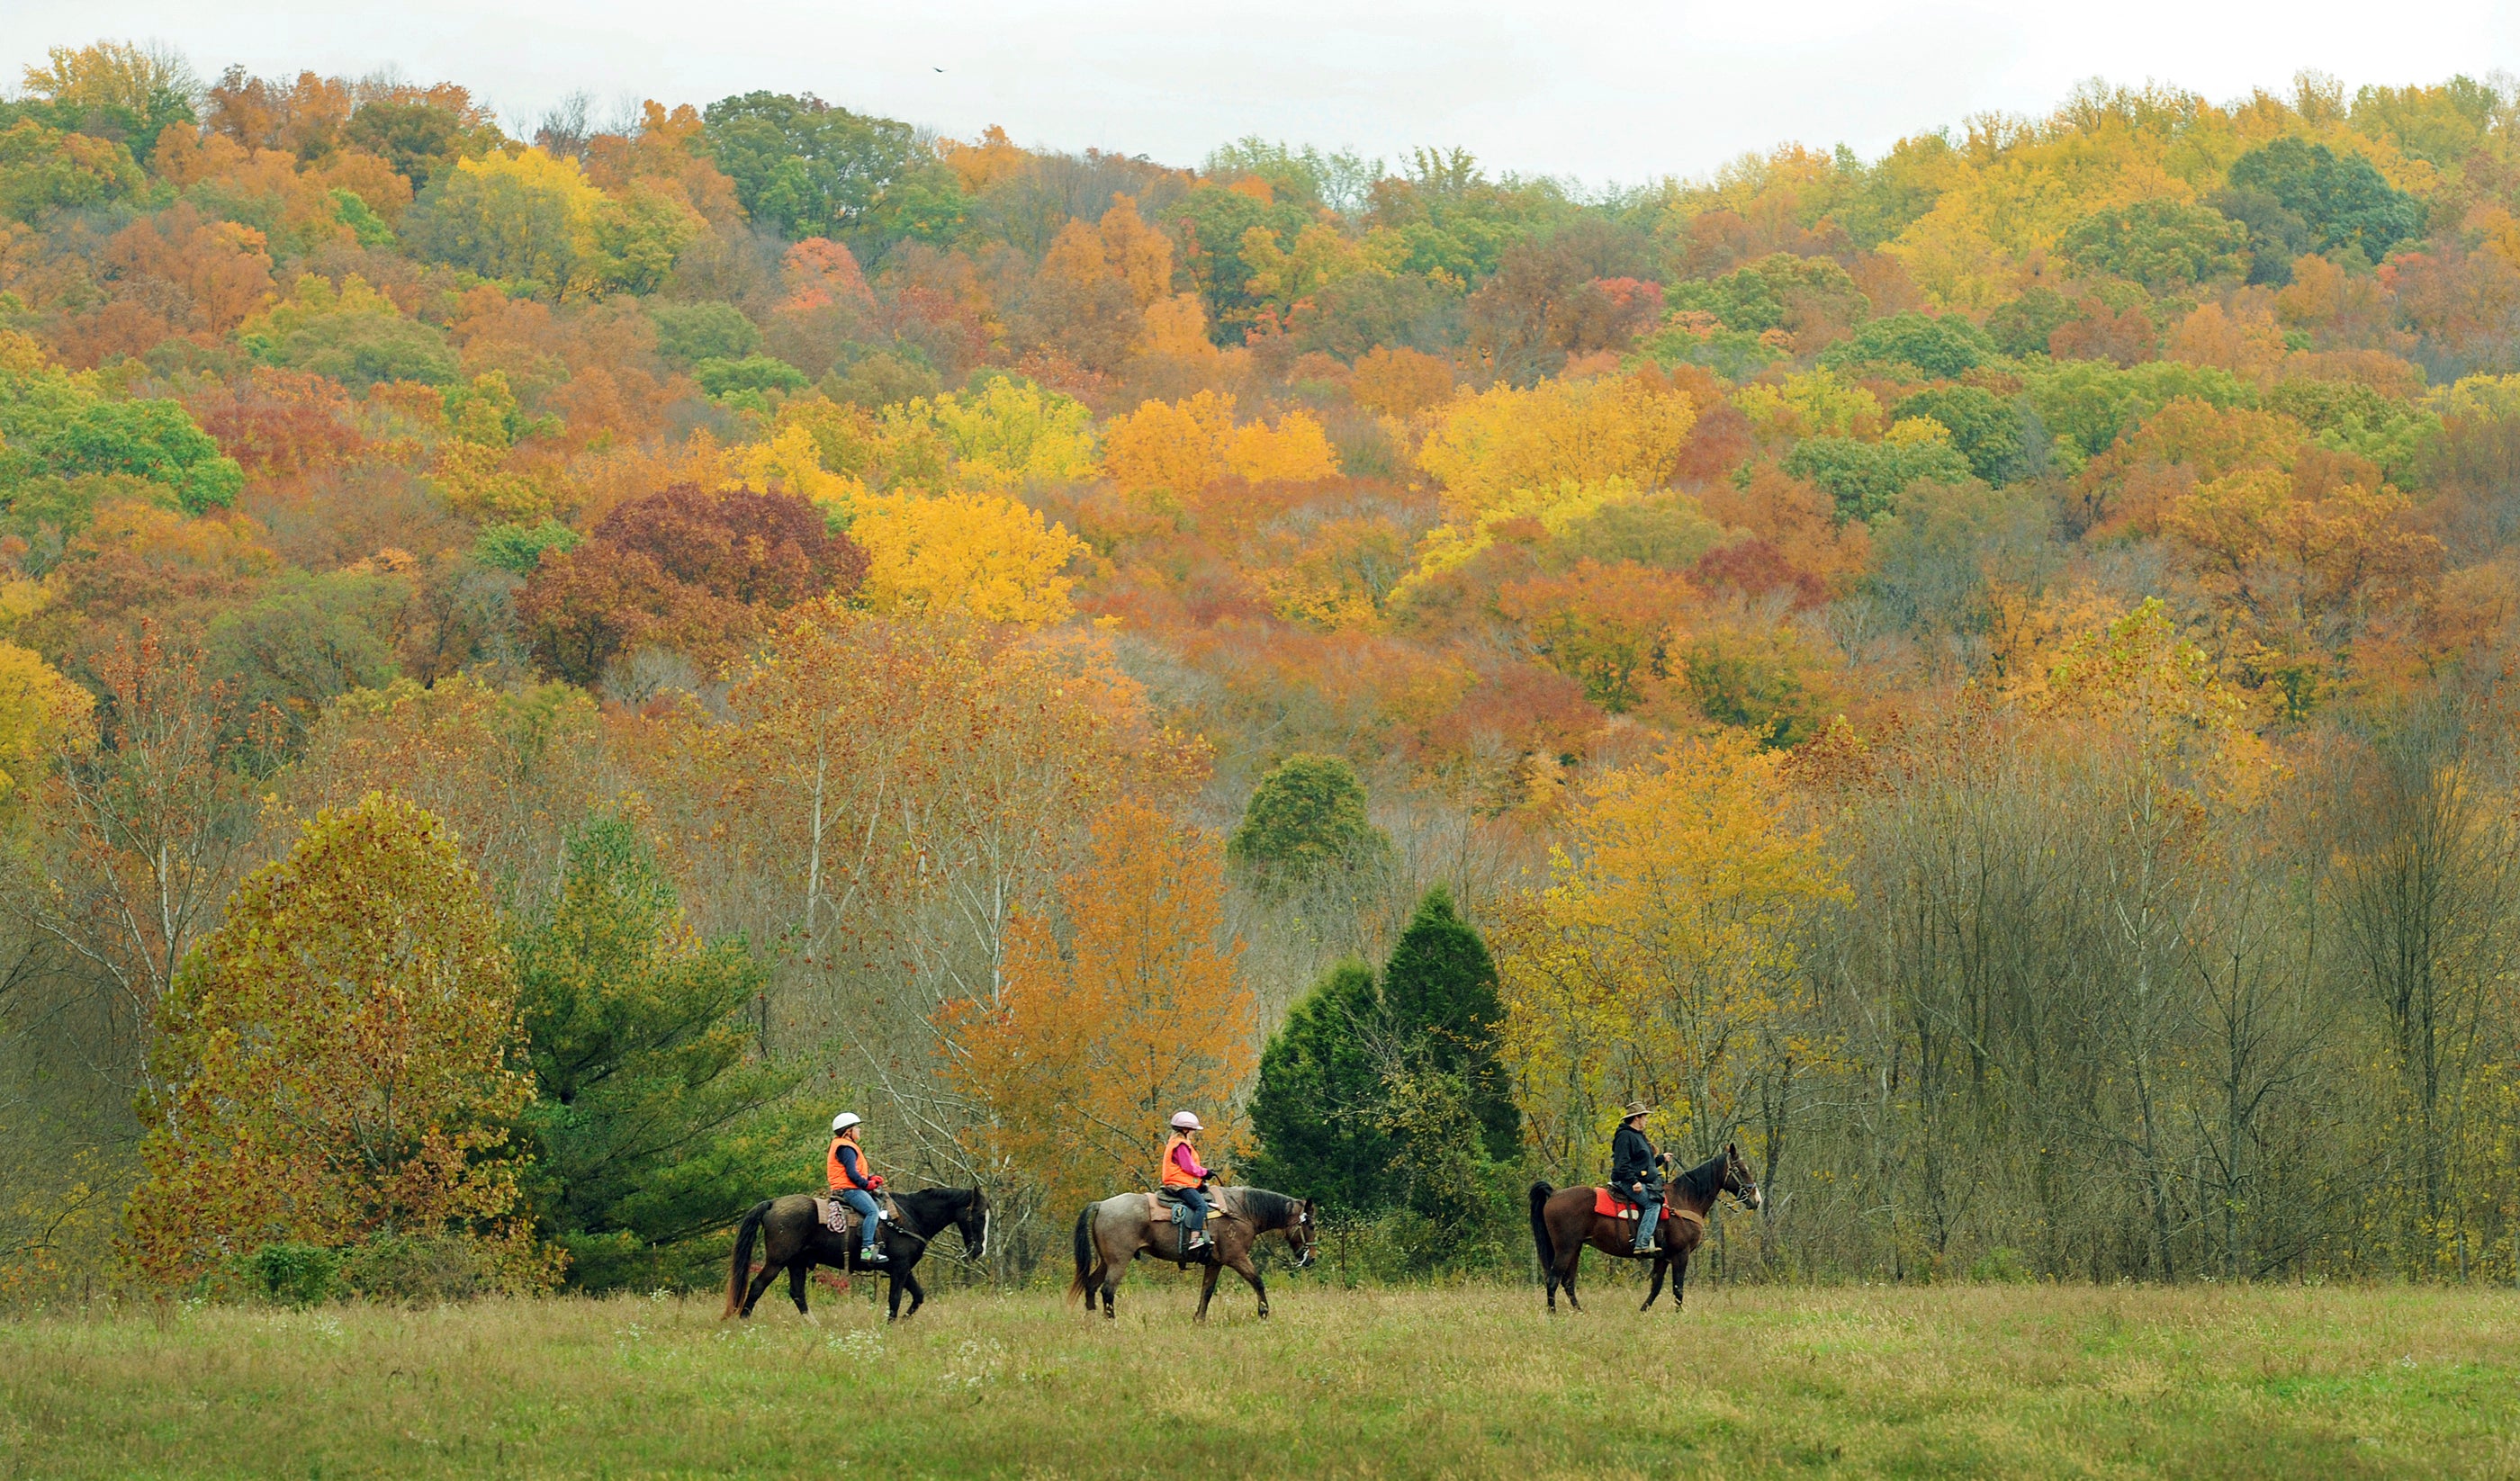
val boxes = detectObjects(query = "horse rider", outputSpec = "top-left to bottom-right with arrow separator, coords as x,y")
1609,1100 -> 1666,1256
827,1112 -> 889,1265
1160,1110 -> 1219,1252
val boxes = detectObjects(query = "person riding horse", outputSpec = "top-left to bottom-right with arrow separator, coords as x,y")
826,1112 -> 888,1265
1609,1100 -> 1670,1256
1159,1110 -> 1218,1252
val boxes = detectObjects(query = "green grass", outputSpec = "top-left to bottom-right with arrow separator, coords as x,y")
3,1272 -> 2516,1477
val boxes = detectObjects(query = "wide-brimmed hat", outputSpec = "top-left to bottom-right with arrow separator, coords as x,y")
1622,1100 -> 1651,1120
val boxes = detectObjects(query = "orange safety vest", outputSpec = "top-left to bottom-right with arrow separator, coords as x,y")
1159,1132 -> 1202,1189
828,1135 -> 877,1192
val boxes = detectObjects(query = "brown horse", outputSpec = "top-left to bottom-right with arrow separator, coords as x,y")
1069,1186 -> 1317,1321
723,1186 -> 989,1322
1529,1144 -> 1760,1312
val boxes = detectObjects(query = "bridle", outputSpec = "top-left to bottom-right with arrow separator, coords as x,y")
1723,1154 -> 1762,1213
960,1196 -> 990,1265
1288,1201 -> 1318,1269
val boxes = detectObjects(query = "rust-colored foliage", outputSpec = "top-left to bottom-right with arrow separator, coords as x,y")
518,484 -> 867,684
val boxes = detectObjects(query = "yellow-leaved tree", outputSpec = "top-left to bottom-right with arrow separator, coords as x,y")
1417,372 -> 1696,518
1496,729 -> 1844,1188
944,801 -> 1256,1216
850,489 -> 1087,626
1102,391 -> 1339,498
914,377 -> 1098,490
0,641 -> 92,808
131,793 -> 553,1289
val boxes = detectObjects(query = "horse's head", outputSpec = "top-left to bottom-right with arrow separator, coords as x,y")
1722,1143 -> 1762,1212
955,1187 -> 992,1263
1284,1197 -> 1318,1269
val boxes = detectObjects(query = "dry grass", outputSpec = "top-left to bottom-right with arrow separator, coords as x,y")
2,1273 -> 2515,1477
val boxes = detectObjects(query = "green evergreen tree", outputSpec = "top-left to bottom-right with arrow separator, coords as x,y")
1248,884 -> 1522,1233
1227,753 -> 1392,902
1246,959 -> 1393,1213
512,819 -> 808,1288
1381,884 -> 1520,1165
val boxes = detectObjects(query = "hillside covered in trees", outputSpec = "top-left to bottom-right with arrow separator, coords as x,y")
4,41 -> 2519,1293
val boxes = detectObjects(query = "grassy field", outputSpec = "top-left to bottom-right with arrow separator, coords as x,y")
2,1266 -> 2516,1479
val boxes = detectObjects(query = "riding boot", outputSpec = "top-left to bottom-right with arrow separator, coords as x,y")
861,1240 -> 888,1265
1633,1198 -> 1663,1255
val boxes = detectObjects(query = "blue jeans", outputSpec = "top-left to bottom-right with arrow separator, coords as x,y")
1626,1181 -> 1663,1251
1169,1186 -> 1210,1240
837,1189 -> 882,1253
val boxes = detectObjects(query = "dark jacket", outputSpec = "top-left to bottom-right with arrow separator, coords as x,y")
1608,1123 -> 1660,1191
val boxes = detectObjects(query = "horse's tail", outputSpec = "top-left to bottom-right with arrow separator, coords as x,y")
1067,1202 -> 1096,1301
723,1199 -> 771,1319
1528,1181 -> 1556,1273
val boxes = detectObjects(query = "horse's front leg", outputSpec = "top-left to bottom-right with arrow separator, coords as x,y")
1232,1252 -> 1268,1319
1641,1253 -> 1668,1311
894,1265 -> 925,1321
1672,1250 -> 1689,1310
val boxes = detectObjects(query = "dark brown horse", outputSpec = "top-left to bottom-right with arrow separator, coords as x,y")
1069,1187 -> 1317,1321
723,1186 -> 989,1322
1529,1144 -> 1760,1312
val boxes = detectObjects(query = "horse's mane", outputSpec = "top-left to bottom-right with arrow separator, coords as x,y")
893,1185 -> 976,1234
1231,1186 -> 1296,1227
1674,1152 -> 1726,1207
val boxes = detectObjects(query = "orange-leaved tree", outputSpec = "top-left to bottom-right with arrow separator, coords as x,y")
131,793 -> 548,1288
944,801 -> 1256,1215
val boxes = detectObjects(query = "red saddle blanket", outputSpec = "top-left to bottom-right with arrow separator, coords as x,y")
1593,1188 -> 1647,1218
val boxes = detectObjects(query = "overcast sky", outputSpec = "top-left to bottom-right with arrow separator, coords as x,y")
6,1 -> 2518,188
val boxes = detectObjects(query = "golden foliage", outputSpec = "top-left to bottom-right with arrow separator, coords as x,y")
850,489 -> 1087,626
1497,730 -> 1844,1172
1417,373 -> 1697,518
1350,346 -> 1456,420
945,801 -> 1256,1212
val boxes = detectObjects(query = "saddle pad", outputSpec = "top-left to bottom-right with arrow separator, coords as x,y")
1589,1189 -> 1710,1227
1146,1191 -> 1238,1221
815,1198 -> 895,1237
1592,1188 -> 1641,1218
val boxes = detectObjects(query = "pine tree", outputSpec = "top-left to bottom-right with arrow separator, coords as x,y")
512,818 -> 807,1288
1382,884 -> 1520,1163
1246,959 -> 1394,1213
1249,886 -> 1523,1218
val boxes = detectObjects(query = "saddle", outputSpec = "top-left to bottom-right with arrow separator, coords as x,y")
1146,1188 -> 1238,1221
814,1192 -> 903,1240
1592,1187 -> 1706,1232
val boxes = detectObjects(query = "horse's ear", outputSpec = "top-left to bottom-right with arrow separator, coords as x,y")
1726,1142 -> 1737,1157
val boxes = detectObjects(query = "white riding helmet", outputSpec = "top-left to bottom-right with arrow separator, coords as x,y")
832,1112 -> 862,1135
1170,1110 -> 1202,1131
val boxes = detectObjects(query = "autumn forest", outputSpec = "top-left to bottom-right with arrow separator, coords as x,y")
2,41 -> 2518,1298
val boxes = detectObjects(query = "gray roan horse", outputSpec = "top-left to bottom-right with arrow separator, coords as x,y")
723,1186 -> 989,1322
1070,1187 -> 1316,1321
